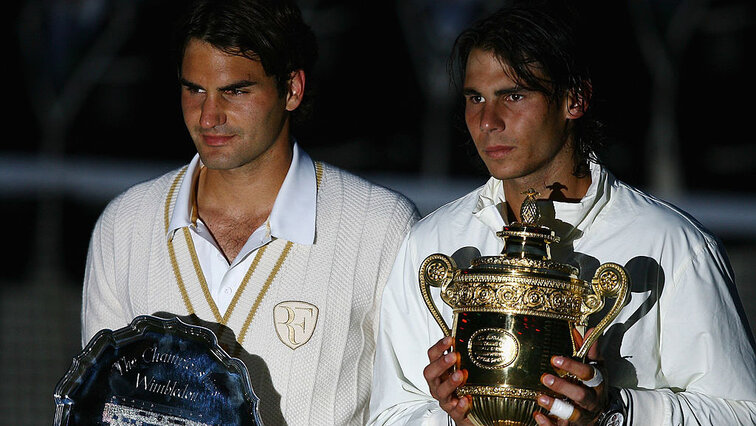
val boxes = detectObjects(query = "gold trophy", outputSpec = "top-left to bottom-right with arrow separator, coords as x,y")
419,190 -> 629,426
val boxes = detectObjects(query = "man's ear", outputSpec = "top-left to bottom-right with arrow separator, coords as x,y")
285,69 -> 305,112
566,82 -> 591,119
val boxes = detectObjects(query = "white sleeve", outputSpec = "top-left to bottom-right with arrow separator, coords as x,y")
368,232 -> 452,425
626,240 -> 756,425
80,196 -> 131,347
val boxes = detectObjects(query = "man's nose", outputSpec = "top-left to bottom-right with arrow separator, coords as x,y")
200,95 -> 227,128
479,104 -> 504,132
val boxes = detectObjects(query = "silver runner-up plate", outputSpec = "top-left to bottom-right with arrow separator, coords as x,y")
54,315 -> 264,425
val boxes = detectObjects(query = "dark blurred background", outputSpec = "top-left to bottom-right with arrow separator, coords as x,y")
3,0 -> 755,423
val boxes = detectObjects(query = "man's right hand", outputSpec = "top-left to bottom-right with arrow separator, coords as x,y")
423,336 -> 475,425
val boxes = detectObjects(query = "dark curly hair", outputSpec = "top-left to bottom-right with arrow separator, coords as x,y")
173,0 -> 318,126
449,2 -> 603,177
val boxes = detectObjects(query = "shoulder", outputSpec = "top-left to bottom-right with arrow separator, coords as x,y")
394,183 -> 489,261
411,184 -> 484,235
604,174 -> 720,248
317,162 -> 419,219
99,167 -> 186,221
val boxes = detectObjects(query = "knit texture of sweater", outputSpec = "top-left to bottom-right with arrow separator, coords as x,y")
82,161 -> 419,425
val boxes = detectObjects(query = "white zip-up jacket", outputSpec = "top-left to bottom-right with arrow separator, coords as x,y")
369,162 -> 756,425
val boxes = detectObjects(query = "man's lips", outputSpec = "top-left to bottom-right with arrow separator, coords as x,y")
201,134 -> 234,146
484,145 -> 514,159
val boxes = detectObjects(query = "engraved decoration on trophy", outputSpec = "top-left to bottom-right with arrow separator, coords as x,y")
419,189 -> 629,426
53,315 -> 264,425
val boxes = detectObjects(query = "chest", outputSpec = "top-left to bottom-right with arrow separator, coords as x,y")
202,212 -> 268,261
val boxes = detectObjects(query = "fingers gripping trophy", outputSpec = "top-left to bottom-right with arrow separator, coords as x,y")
419,190 -> 629,426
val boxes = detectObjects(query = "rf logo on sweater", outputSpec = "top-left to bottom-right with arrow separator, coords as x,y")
273,301 -> 319,349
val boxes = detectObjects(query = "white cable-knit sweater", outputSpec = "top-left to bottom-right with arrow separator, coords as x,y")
81,161 -> 419,425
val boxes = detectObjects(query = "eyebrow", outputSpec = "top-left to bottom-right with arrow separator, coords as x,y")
219,80 -> 256,91
462,88 -> 481,97
179,77 -> 202,91
463,85 -> 528,97
179,78 -> 256,92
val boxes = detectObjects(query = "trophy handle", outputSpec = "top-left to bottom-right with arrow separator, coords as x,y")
575,262 -> 630,358
418,254 -> 457,337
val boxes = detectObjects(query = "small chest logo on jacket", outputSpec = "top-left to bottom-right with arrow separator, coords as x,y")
273,301 -> 319,349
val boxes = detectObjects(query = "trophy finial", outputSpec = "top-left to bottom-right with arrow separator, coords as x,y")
520,189 -> 540,225
497,188 -> 558,260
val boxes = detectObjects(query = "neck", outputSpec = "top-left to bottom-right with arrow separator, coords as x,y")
502,164 -> 591,223
198,142 -> 293,219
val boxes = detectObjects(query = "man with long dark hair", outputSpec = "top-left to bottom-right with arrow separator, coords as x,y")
369,3 -> 756,425
81,0 -> 418,424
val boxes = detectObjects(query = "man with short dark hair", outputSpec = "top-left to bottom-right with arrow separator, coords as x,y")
368,3 -> 756,425
81,0 -> 418,424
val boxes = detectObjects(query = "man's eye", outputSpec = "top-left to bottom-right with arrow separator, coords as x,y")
226,89 -> 247,96
507,93 -> 524,102
184,86 -> 205,94
468,95 -> 484,104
